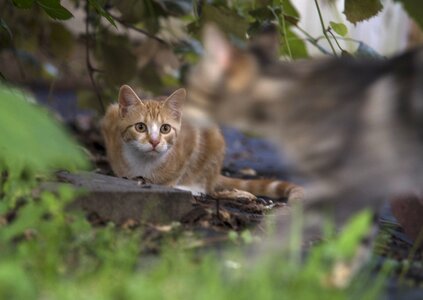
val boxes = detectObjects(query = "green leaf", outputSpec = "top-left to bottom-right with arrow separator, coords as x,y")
280,28 -> 308,59
281,0 -> 300,20
329,21 -> 348,37
36,0 -> 73,20
88,0 -> 117,27
12,0 -> 34,9
344,0 -> 383,24
393,0 -> 423,30
0,86 -> 88,174
0,263 -> 36,299
335,210 -> 372,259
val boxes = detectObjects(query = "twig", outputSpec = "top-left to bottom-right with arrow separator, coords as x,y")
399,227 -> 423,283
285,17 -> 332,56
107,13 -> 168,45
314,0 -> 337,56
268,5 -> 292,60
327,28 -> 345,53
286,16 -> 363,47
216,198 -> 221,219
85,3 -> 105,113
279,2 -> 292,60
286,17 -> 318,44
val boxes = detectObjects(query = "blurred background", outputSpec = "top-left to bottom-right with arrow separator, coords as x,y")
1,0 -> 422,120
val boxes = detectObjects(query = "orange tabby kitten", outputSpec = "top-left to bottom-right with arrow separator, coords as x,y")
100,85 -> 303,201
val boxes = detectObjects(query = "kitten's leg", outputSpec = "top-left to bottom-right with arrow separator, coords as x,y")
212,189 -> 257,201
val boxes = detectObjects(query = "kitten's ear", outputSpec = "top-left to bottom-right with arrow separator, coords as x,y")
118,85 -> 142,117
164,88 -> 186,120
203,24 -> 233,75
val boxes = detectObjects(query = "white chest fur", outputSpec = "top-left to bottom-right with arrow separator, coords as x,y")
122,142 -> 164,178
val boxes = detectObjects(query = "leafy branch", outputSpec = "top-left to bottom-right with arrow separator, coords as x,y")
284,15 -> 331,56
327,28 -> 346,54
12,0 -> 73,20
314,0 -> 337,56
268,5 -> 292,60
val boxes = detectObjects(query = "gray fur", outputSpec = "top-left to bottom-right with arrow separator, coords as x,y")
188,27 -> 423,230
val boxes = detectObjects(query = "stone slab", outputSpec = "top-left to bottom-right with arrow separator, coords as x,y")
56,171 -> 194,224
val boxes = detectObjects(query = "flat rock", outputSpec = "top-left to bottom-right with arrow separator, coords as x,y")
56,171 -> 193,224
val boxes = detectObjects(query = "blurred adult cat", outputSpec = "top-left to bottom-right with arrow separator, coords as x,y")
188,25 -> 423,227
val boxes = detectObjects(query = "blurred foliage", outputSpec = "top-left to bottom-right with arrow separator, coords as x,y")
95,32 -> 137,85
0,84 -> 88,209
12,0 -> 73,20
329,21 -> 348,37
0,85 -> 88,176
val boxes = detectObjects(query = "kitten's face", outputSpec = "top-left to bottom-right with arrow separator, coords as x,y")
118,85 -> 185,157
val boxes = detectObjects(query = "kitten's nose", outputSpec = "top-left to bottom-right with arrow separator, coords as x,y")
149,139 -> 160,148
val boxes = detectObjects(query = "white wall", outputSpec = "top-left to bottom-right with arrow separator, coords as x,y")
292,0 -> 410,56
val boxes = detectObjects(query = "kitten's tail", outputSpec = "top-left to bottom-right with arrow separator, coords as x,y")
216,175 -> 304,202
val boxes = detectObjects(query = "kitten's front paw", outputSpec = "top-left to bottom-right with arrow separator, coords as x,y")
130,176 -> 152,185
213,189 -> 257,201
232,189 -> 257,201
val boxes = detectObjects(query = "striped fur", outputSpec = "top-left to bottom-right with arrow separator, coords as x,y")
217,176 -> 304,201
100,85 -> 303,202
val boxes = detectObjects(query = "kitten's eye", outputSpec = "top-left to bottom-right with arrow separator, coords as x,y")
160,124 -> 171,134
135,122 -> 147,133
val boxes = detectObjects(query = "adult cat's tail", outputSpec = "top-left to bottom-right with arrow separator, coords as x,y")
216,175 -> 304,202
